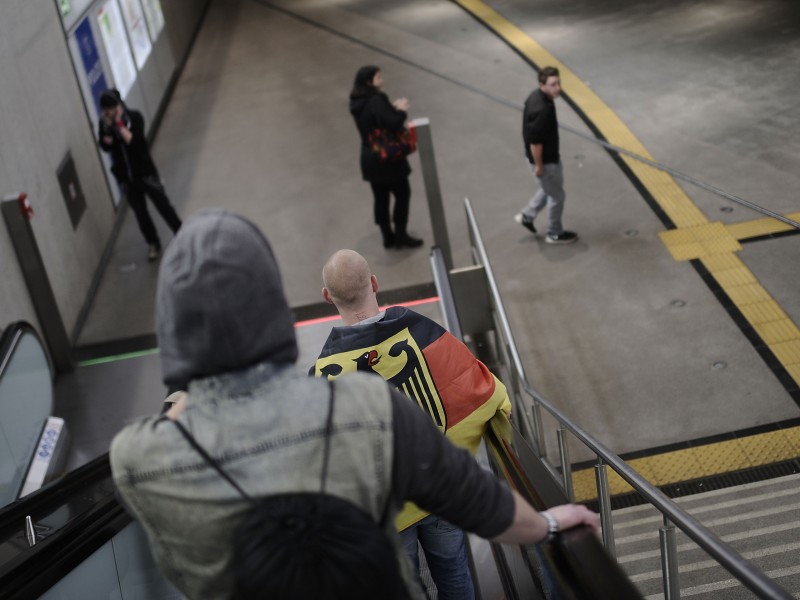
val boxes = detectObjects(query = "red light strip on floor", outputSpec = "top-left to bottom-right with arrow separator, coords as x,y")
294,296 -> 440,328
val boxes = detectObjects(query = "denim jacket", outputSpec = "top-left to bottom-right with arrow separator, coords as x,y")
110,363 -> 424,599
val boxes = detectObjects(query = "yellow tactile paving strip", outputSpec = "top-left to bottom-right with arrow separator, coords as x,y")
572,426 -> 800,503
453,0 -> 800,494
726,211 -> 800,241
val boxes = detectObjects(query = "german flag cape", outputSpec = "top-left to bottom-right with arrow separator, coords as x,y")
312,306 -> 511,530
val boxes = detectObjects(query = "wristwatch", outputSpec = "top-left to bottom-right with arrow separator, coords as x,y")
540,510 -> 559,543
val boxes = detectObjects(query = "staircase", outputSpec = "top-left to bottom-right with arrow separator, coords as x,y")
612,473 -> 800,599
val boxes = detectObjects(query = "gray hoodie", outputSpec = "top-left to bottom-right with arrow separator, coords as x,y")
156,209 -> 298,390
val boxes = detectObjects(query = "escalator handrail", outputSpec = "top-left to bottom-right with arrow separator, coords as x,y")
0,321 -> 53,381
432,246 -> 642,599
483,423 -> 642,600
463,196 -> 794,600
0,453 -> 131,600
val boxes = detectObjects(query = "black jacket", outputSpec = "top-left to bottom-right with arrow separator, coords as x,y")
522,89 -> 560,164
98,109 -> 159,184
350,92 -> 412,185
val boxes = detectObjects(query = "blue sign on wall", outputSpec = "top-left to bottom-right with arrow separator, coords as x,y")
75,17 -> 108,115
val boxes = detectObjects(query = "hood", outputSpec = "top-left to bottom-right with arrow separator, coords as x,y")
156,209 -> 298,389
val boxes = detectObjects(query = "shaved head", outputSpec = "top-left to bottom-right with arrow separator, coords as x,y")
322,250 -> 373,310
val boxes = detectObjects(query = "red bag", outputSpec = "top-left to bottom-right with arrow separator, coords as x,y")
368,126 -> 417,164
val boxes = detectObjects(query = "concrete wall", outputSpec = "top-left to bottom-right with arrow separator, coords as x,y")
162,0 -> 210,69
0,0 -> 207,347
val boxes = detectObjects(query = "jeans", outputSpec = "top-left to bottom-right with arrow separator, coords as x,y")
521,161 -> 566,235
401,515 -> 475,600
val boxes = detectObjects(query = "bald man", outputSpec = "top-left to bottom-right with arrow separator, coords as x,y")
311,249 -> 513,599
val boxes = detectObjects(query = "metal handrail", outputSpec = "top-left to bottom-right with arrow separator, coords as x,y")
463,196 -> 793,600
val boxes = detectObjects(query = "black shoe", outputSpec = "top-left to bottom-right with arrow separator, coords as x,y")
545,231 -> 578,244
395,233 -> 423,248
382,232 -> 395,248
514,213 -> 537,234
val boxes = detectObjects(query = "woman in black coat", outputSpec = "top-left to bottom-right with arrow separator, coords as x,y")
349,66 -> 423,249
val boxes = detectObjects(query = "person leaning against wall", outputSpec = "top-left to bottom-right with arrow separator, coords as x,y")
98,89 -> 182,261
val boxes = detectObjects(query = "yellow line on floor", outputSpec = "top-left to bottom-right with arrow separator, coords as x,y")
726,211 -> 800,241
452,0 -> 800,392
571,426 -> 800,502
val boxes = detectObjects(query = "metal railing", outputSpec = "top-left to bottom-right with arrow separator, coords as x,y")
463,196 -> 794,600
557,124 -> 800,231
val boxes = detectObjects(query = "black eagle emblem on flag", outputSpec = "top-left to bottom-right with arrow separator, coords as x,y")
315,328 -> 447,431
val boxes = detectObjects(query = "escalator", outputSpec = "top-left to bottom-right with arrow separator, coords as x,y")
0,314 -> 639,599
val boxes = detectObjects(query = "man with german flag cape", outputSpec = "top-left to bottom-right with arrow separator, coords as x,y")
312,249 -> 512,599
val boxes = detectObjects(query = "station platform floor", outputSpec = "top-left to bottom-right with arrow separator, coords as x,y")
57,0 -> 800,495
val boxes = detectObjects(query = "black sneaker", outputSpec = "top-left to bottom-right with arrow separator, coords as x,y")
514,213 -> 537,234
545,231 -> 578,244
395,234 -> 423,248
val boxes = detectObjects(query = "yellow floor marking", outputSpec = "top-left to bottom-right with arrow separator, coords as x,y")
727,211 -> 800,241
571,427 -> 800,502
453,0 -> 800,500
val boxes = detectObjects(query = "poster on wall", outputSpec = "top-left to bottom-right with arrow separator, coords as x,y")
74,17 -> 108,115
96,0 -> 136,98
119,0 -> 152,69
141,0 -> 165,42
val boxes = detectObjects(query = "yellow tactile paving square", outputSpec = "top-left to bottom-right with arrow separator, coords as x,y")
571,469 -> 597,502
738,301 -> 789,325
694,440 -> 754,473
634,449 -> 707,486
700,235 -> 742,255
769,339 -> 800,365
724,283 -> 774,306
755,320 -> 800,345
783,427 -> 800,455
660,228 -> 697,245
660,223 -> 740,260
712,268 -> 757,288
736,431 -> 800,466
785,363 -> 800,385
663,242 -> 706,261
702,253 -> 744,272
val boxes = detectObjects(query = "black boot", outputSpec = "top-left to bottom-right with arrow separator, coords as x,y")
394,232 -> 423,248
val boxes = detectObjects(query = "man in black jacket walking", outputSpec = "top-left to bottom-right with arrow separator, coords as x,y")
98,90 -> 181,260
514,67 -> 577,244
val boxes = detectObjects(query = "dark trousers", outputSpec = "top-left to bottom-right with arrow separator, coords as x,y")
126,176 -> 182,246
370,179 -> 411,235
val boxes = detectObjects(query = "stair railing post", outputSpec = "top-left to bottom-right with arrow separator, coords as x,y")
556,425 -> 574,501
531,399 -> 546,459
660,515 -> 681,600
594,457 -> 616,559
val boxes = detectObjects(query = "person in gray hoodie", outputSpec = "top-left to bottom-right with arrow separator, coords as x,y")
109,209 -> 597,599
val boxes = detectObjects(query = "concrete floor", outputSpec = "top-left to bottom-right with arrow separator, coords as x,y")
68,0 -> 799,466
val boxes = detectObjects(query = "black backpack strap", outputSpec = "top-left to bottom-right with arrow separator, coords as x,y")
319,379 -> 335,495
172,418 -> 255,503
171,380 -> 337,502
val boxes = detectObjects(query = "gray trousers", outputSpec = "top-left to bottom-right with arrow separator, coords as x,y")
521,161 -> 565,235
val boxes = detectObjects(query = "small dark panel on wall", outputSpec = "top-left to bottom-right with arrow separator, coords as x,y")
57,152 -> 86,229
